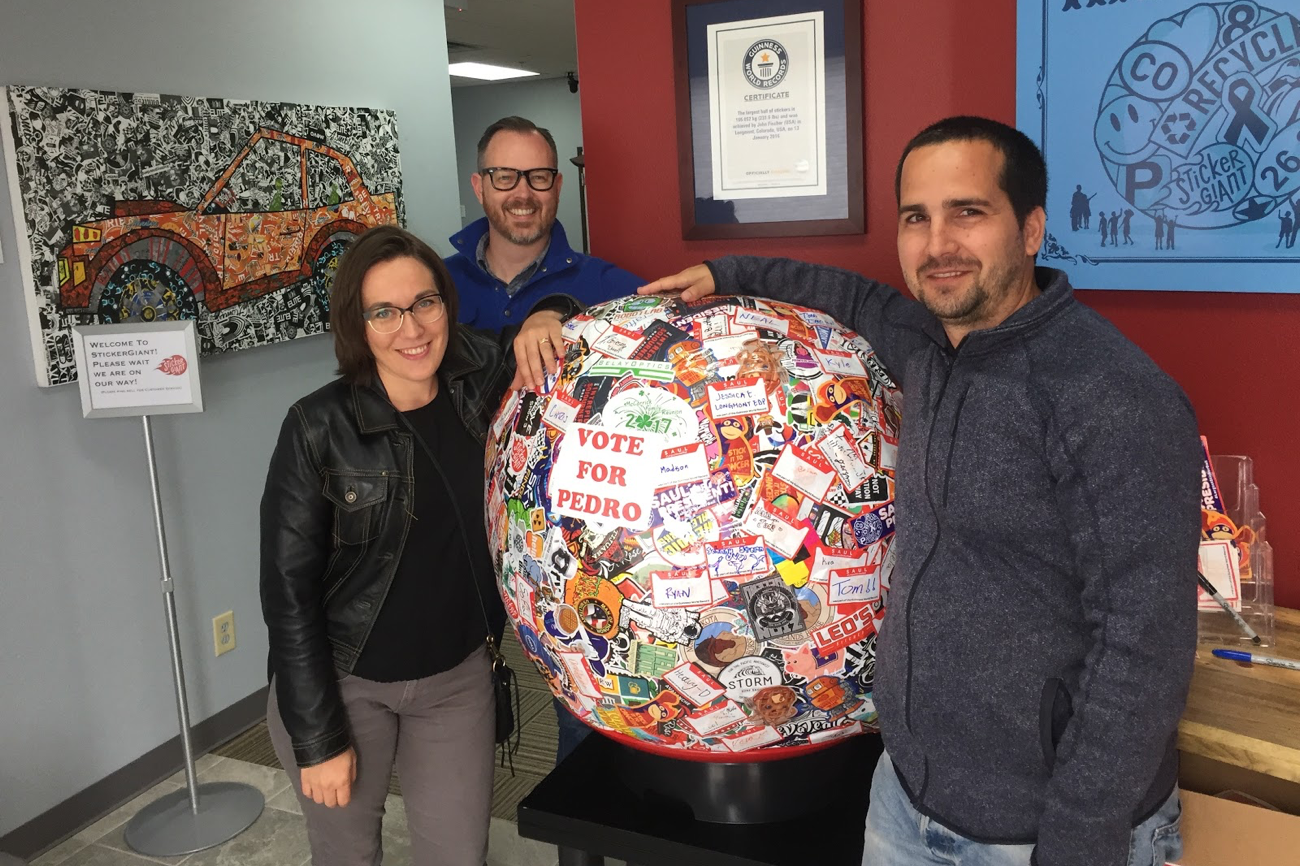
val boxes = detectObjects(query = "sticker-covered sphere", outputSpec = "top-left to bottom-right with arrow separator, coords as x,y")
485,293 -> 902,759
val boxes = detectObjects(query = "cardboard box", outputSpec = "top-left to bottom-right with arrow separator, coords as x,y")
1175,789 -> 1300,865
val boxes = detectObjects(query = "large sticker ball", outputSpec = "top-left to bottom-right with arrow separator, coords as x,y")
484,294 -> 902,759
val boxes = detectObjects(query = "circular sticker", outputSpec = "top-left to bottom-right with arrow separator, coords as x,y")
555,603 -> 580,637
744,39 -> 790,89
719,655 -> 784,701
1095,1 -> 1300,228
578,597 -> 616,636
688,609 -> 757,673
603,386 -> 700,442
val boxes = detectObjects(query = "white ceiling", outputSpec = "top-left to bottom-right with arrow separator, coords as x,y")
444,0 -> 579,88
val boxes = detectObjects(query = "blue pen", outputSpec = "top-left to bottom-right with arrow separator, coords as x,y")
1211,649 -> 1300,672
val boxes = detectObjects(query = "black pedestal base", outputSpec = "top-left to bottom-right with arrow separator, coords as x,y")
518,731 -> 881,866
615,734 -> 868,824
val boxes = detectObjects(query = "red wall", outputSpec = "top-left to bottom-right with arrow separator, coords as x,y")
574,0 -> 1300,607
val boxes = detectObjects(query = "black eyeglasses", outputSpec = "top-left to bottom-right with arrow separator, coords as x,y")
480,167 -> 559,192
363,294 -> 446,334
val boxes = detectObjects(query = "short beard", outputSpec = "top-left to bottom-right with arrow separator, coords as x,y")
492,220 -> 547,246
908,247 -> 1021,328
486,200 -> 553,247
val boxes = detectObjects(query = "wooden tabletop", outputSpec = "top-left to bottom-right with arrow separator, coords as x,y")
1179,607 -> 1300,783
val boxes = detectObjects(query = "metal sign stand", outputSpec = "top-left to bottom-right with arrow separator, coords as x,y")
122,415 -> 263,856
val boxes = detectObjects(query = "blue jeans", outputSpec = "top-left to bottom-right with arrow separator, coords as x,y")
554,698 -> 591,765
862,752 -> 1183,866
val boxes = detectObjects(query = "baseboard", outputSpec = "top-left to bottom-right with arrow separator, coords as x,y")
0,686 -> 268,862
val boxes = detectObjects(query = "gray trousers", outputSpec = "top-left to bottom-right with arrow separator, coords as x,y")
268,646 -> 495,866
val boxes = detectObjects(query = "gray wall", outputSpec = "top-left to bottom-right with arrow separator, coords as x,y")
0,0 -> 461,836
451,77 -> 586,250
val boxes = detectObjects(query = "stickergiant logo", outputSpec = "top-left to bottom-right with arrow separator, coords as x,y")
744,40 -> 790,89
1095,1 -> 1300,229
156,355 -> 187,376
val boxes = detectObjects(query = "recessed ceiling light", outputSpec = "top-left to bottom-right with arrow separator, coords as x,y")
448,62 -> 539,81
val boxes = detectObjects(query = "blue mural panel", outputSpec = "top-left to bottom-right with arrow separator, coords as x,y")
1017,0 -> 1300,292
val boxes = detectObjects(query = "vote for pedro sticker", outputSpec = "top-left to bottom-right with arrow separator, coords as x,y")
549,423 -> 667,530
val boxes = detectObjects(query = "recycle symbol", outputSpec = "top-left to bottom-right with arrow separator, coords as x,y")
1162,112 -> 1197,146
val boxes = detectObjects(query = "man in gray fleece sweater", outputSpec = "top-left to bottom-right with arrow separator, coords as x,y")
642,117 -> 1201,866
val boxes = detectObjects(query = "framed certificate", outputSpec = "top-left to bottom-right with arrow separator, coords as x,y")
673,0 -> 863,239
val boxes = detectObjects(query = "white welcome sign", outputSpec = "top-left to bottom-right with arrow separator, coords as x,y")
71,321 -> 203,418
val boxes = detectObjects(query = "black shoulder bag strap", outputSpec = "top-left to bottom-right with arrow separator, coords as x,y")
394,404 -> 522,770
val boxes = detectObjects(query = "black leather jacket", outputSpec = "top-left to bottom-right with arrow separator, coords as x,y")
259,327 -> 512,768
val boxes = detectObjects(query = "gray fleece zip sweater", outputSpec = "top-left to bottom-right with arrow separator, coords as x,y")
707,257 -> 1200,866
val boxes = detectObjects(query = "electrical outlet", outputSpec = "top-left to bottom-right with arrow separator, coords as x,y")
213,610 -> 236,657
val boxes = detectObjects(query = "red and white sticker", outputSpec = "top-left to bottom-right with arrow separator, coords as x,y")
561,313 -> 594,342
590,325 -> 644,359
772,444 -> 838,502
659,442 -> 710,487
827,564 -> 880,606
542,391 -> 580,433
880,541 -> 896,590
549,424 -> 666,531
704,534 -> 771,581
694,313 -> 733,340
811,604 -> 875,655
815,348 -> 867,377
651,567 -> 713,609
1197,539 -> 1242,611
815,424 -> 872,491
809,545 -> 869,585
722,725 -> 783,751
703,334 -> 757,373
741,499 -> 807,559
809,721 -> 863,744
880,436 -> 899,472
663,663 -> 726,707
732,308 -> 790,335
683,699 -> 748,736
491,390 -> 522,442
557,651 -> 602,699
706,377 -> 770,419
518,585 -> 538,629
796,309 -> 836,328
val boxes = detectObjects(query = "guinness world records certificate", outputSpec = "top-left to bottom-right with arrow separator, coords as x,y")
707,12 -> 828,199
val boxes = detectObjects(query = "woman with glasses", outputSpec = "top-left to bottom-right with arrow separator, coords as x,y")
259,225 -> 562,866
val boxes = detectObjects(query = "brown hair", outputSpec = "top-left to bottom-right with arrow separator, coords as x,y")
894,115 -> 1047,227
476,116 -> 559,169
329,225 -> 460,382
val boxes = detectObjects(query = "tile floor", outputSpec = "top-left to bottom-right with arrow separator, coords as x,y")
28,755 -> 563,866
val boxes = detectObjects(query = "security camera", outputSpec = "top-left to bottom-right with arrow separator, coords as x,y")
567,71 -> 579,94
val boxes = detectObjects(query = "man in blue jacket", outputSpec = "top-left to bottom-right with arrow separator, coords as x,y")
447,116 -> 641,369
642,116 -> 1200,866
449,115 -> 641,763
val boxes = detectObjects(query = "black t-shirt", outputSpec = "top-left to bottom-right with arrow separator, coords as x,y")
351,385 -> 490,682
